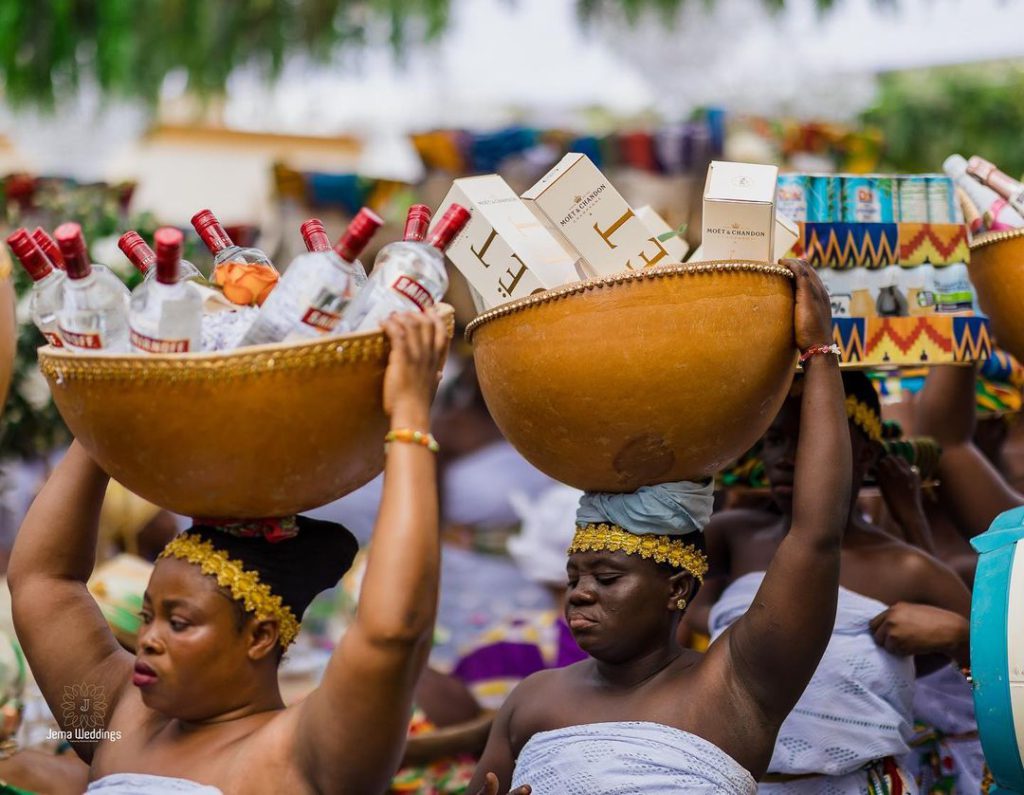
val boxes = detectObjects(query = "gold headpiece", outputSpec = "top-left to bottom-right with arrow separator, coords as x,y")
845,395 -> 883,443
159,534 -> 300,647
568,523 -> 709,582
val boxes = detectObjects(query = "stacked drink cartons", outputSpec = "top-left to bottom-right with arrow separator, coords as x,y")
775,173 -> 989,367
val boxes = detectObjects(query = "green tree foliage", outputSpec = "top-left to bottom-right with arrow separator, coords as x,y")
862,61 -> 1024,176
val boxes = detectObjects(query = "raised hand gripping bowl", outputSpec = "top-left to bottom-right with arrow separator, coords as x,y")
466,263 -> 797,493
38,305 -> 454,519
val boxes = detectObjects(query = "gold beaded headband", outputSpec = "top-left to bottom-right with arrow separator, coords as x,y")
159,533 -> 301,647
845,395 -> 883,443
568,523 -> 709,582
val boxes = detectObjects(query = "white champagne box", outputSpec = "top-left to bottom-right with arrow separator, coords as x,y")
433,175 -> 579,309
702,161 -> 779,262
636,205 -> 689,263
522,153 -> 672,278
774,212 -> 800,262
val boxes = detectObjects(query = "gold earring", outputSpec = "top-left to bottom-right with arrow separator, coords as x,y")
676,598 -> 687,611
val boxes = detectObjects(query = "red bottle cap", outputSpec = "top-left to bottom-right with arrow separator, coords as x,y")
403,205 -> 432,242
300,219 -> 332,253
427,204 -> 471,251
191,209 -> 233,254
6,228 -> 53,281
54,222 -> 92,279
335,207 -> 384,264
118,231 -> 156,275
32,227 -> 65,269
154,227 -> 184,285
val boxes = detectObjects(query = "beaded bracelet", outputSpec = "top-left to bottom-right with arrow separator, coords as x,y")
799,343 -> 842,363
385,428 -> 440,454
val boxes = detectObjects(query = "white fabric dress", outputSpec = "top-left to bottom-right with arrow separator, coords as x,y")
87,774 -> 223,793
710,572 -> 918,794
510,720 -> 757,794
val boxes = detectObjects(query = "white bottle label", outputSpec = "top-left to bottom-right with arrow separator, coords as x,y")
60,328 -> 104,350
392,275 -> 434,311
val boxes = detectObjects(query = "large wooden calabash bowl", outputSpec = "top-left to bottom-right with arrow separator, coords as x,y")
0,263 -> 15,419
970,229 -> 1024,362
467,263 -> 797,492
38,305 -> 455,519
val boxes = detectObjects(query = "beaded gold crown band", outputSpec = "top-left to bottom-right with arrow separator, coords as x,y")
568,523 -> 709,582
845,396 -> 883,443
159,534 -> 301,647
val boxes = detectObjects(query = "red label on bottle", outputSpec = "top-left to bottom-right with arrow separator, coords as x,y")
391,275 -> 434,312
59,328 -> 103,350
300,306 -> 342,333
43,332 -> 64,348
130,330 -> 191,354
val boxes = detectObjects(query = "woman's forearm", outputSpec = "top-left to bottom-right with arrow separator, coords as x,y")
8,442 -> 109,588
354,402 -> 440,645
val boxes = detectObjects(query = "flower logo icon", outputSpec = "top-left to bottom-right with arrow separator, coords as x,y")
61,683 -> 107,730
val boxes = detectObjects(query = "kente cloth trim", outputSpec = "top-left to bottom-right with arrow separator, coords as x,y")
158,534 -> 300,647
846,395 -> 883,443
568,523 -> 709,581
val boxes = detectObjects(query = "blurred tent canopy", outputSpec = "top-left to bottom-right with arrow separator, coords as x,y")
1,0 -> 873,108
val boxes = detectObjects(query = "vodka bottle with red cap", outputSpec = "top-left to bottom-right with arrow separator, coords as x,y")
240,208 -> 383,346
119,231 -> 202,282
128,228 -> 203,354
191,208 -> 277,273
943,154 -> 1024,232
7,228 -> 66,347
32,227 -> 65,270
54,223 -> 130,353
341,204 -> 470,332
300,216 -> 370,286
966,155 -> 1024,217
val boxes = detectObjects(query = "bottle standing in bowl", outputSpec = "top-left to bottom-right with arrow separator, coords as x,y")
300,216 -> 370,286
966,155 -> 1024,218
943,154 -> 1024,232
7,228 -> 66,347
119,231 -> 202,282
240,208 -> 383,346
55,223 -> 131,353
129,228 -> 202,354
341,204 -> 470,333
32,227 -> 65,270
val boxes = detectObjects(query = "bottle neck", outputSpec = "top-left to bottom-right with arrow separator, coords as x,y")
983,168 -> 1024,202
302,223 -> 332,253
198,222 -> 234,254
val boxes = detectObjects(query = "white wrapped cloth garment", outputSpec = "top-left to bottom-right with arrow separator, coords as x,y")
510,720 -> 757,794
87,774 -> 223,793
709,572 -> 918,794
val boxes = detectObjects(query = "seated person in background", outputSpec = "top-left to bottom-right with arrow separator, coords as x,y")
453,485 -> 587,711
470,260 -> 852,794
8,311 -> 450,795
694,370 -> 972,793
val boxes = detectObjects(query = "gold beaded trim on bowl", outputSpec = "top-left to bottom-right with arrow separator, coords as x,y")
38,305 -> 454,384
968,227 -> 1024,250
159,533 -> 301,647
465,262 -> 793,343
568,523 -> 709,582
846,395 -> 883,443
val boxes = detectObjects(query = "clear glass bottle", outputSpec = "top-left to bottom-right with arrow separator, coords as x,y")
341,204 -> 470,333
191,209 -> 276,272
119,230 -> 202,282
129,228 -> 203,354
32,227 -> 65,270
943,154 -> 1024,232
7,228 -> 66,347
300,217 -> 369,286
967,155 -> 1024,218
55,222 -> 131,353
241,208 -> 383,346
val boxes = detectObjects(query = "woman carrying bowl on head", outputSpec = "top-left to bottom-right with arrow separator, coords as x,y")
468,260 -> 853,794
7,310 -> 476,795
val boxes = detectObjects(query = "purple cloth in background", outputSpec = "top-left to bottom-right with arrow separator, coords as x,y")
453,614 -> 586,686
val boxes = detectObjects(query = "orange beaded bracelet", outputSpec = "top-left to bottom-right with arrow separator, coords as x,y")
385,428 -> 440,454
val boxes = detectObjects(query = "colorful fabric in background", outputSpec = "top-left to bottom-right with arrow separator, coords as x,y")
388,707 -> 476,795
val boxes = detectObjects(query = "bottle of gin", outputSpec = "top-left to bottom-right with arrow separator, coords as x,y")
129,228 -> 203,354
7,228 -> 66,347
55,223 -> 131,353
341,204 -> 469,333
241,208 -> 383,346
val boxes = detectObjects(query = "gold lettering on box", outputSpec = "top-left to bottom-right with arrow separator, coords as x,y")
626,237 -> 670,270
593,209 -> 636,251
470,228 -> 499,269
